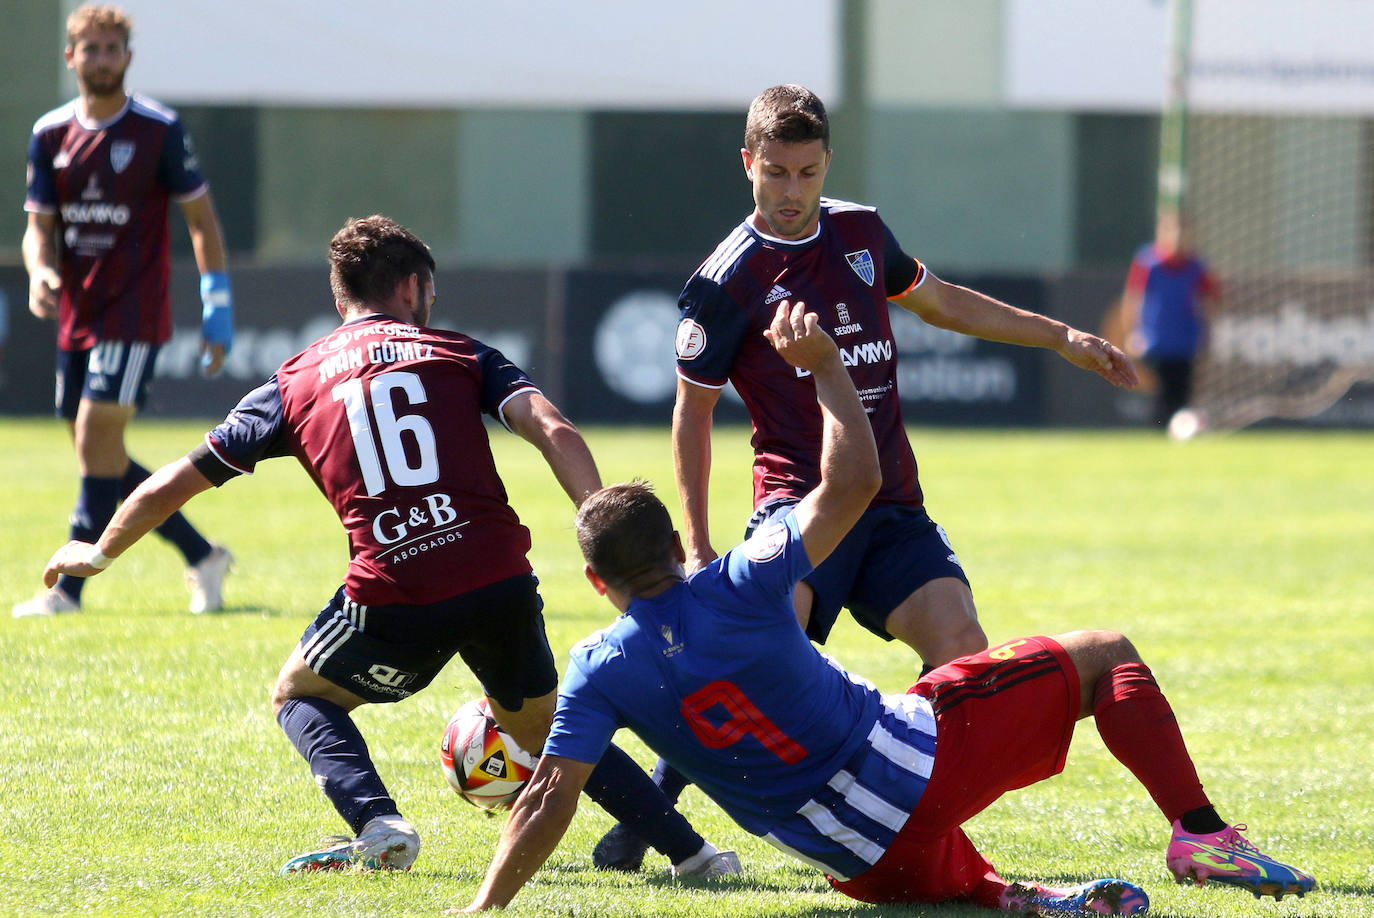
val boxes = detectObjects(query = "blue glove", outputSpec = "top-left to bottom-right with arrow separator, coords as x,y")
200,271 -> 234,356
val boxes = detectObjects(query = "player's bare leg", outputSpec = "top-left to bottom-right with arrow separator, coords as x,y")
882,577 -> 987,668
270,645 -> 368,715
72,398 -> 135,476
15,400 -> 137,615
487,691 -> 557,756
272,646 -> 419,874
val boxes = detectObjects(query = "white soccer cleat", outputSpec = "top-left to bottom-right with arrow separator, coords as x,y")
672,849 -> 742,878
12,588 -> 80,618
279,814 -> 420,874
186,544 -> 233,613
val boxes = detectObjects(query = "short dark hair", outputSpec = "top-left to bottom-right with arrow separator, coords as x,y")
328,215 -> 435,308
744,84 -> 829,153
575,481 -> 677,590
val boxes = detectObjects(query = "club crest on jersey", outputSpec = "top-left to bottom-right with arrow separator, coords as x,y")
676,319 -> 707,360
110,140 -> 135,174
845,249 -> 875,286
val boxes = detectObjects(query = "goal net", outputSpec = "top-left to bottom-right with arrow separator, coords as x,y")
1165,0 -> 1374,429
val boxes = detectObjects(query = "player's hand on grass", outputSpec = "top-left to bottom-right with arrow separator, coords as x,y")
43,540 -> 111,586
764,300 -> 839,375
28,265 -> 61,319
1060,328 -> 1140,389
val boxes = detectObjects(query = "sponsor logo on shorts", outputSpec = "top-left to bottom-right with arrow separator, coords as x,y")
368,664 -> 416,689
351,672 -> 414,698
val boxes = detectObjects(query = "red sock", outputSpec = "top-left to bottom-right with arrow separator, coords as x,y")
1092,661 -> 1210,823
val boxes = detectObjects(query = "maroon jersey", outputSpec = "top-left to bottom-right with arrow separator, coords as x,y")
194,316 -> 539,606
676,198 -> 927,509
24,93 -> 208,350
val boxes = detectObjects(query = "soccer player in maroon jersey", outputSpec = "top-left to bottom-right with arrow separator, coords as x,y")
594,83 -> 1141,869
41,215 -> 735,877
15,4 -> 235,618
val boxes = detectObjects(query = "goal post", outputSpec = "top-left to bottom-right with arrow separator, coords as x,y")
1165,0 -> 1374,429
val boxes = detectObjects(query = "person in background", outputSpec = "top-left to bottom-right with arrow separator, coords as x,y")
1120,207 -> 1218,430
16,3 -> 234,617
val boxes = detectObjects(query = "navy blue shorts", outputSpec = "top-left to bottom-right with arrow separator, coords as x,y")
299,573 -> 558,709
745,501 -> 970,644
55,341 -> 160,420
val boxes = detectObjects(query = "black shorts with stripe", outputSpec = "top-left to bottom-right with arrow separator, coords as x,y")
300,573 -> 558,710
55,341 -> 161,420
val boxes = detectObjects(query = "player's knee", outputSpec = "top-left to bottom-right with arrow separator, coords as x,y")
1063,629 -> 1140,665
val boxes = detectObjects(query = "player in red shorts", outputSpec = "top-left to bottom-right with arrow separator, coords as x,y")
462,303 -> 1312,913
597,80 -> 1141,871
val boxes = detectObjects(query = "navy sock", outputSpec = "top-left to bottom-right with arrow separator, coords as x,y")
650,757 -> 691,805
583,744 -> 703,863
122,460 -> 212,566
276,697 -> 399,835
58,476 -> 121,602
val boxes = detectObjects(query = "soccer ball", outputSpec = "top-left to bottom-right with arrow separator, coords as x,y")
440,697 -> 537,810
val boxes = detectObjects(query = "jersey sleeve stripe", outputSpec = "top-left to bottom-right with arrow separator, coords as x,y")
495,385 -> 541,430
171,183 -> 210,204
700,225 -> 756,283
886,261 -> 927,300
202,434 -> 254,476
31,102 -> 77,134
129,93 -> 180,124
676,367 -> 729,389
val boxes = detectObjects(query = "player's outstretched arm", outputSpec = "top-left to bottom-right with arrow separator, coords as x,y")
672,378 -> 722,572
894,272 -> 1139,389
42,456 -> 214,585
765,301 -> 880,566
459,755 -> 594,913
504,391 -> 602,507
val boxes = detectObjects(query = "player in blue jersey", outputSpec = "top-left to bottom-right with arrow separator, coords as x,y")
460,302 -> 1313,914
15,4 -> 234,618
1120,207 -> 1218,430
42,215 -> 735,878
598,81 -> 1141,871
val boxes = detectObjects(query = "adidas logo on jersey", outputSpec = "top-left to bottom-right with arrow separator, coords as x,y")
764,284 -> 792,305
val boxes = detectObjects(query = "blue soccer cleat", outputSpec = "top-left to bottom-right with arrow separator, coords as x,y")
998,878 -> 1150,915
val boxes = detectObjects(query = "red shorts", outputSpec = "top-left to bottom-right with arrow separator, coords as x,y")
831,636 -> 1081,905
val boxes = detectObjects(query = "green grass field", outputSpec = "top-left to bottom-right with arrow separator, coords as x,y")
1,417 -> 1370,917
